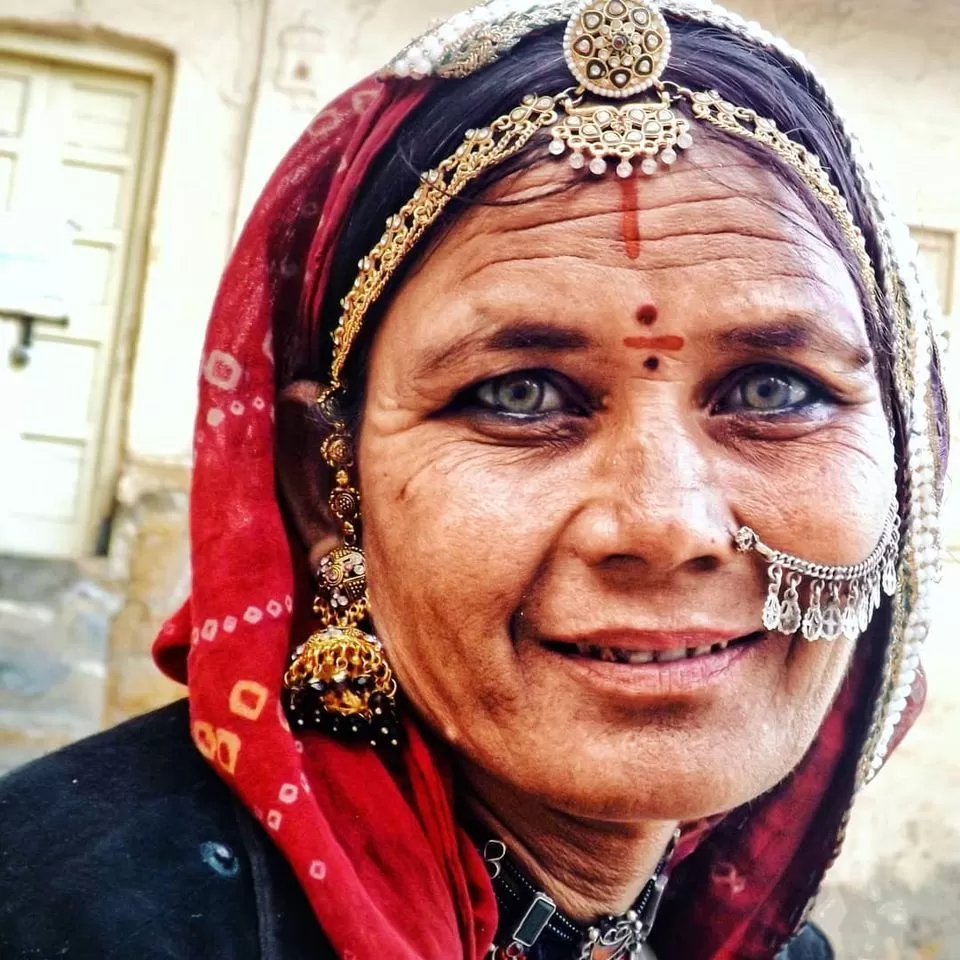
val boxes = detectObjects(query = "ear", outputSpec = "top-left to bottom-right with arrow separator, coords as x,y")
276,380 -> 344,571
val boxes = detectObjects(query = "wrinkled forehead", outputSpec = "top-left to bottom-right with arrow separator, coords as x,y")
392,137 -> 866,333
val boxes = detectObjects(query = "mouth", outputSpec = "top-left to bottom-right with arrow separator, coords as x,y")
535,630 -> 768,697
543,632 -> 763,664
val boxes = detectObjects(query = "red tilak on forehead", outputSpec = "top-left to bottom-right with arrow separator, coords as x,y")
619,177 -> 641,260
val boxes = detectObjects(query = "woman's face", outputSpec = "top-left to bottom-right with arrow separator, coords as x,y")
355,142 -> 895,821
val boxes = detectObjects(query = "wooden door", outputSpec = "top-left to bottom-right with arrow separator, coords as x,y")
0,55 -> 151,557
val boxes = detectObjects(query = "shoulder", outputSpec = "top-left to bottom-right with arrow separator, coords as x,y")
778,923 -> 835,960
0,700 -> 325,960
0,698 -> 208,817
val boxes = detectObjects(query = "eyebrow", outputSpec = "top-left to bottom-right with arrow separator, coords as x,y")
413,320 -> 595,381
712,316 -> 873,368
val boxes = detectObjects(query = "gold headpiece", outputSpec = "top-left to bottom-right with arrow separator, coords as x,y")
331,0 -> 879,387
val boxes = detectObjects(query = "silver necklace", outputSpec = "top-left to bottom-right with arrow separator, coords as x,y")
484,829 -> 679,959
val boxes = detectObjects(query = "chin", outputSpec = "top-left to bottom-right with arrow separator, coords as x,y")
479,628 -> 841,822
499,717 -> 813,824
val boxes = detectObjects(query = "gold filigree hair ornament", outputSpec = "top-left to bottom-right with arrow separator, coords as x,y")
330,0 -> 879,386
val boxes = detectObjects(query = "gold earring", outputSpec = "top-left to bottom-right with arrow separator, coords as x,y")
282,388 -> 399,747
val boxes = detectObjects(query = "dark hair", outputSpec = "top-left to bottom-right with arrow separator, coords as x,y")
281,16 -> 950,480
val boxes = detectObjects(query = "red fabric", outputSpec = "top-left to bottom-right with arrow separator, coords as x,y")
154,77 -> 496,960
153,74 -> 923,959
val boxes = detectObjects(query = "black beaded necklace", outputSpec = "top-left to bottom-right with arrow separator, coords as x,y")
483,830 -> 679,960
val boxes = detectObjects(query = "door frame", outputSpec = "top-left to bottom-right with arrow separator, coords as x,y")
0,25 -> 171,555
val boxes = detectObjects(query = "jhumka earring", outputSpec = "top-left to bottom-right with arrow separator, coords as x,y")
282,390 -> 400,748
733,500 -> 901,643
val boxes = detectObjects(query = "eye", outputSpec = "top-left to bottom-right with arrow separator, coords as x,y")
714,366 -> 821,414
474,373 -> 567,416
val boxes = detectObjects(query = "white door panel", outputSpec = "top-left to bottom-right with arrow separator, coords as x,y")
0,56 -> 150,557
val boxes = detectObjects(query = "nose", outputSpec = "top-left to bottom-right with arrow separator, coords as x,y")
565,410 -> 736,577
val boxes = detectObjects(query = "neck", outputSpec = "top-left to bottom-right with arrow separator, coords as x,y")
462,769 -> 678,924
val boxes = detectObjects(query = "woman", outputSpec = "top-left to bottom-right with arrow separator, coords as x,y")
0,1 -> 946,958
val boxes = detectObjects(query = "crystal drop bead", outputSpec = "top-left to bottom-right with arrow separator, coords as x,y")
589,156 -> 607,175
640,157 -> 658,175
548,139 -> 566,156
870,575 -> 881,611
882,556 -> 897,595
660,147 -> 677,165
779,598 -> 801,635
801,606 -> 823,642
677,131 -> 693,149
841,604 -> 859,641
762,594 -> 781,632
857,590 -> 871,631
569,152 -> 586,170
820,602 -> 842,641
616,160 -> 633,178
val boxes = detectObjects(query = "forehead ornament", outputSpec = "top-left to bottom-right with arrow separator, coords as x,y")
332,0 -> 879,387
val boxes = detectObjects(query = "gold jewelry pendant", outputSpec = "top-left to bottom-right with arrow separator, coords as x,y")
282,395 -> 400,747
284,621 -> 399,747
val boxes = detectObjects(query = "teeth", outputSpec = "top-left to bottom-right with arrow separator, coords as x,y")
654,648 -> 687,663
568,641 -> 738,663
576,641 -> 729,663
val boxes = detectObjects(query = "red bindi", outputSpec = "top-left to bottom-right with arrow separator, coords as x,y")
635,303 -> 658,326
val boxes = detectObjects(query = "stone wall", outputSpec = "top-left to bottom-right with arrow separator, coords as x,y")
100,460 -> 189,725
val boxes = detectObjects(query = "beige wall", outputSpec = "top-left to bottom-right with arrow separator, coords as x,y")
733,0 -> 960,310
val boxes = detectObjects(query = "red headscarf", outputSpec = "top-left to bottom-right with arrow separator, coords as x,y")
153,73 -> 923,960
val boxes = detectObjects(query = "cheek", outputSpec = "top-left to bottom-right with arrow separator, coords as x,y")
722,403 -> 895,563
363,436 -> 553,581
356,432 -> 573,727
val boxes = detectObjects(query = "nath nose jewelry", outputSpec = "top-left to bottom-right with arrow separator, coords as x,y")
733,499 -> 900,643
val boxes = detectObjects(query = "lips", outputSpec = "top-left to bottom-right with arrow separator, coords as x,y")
537,630 -> 766,697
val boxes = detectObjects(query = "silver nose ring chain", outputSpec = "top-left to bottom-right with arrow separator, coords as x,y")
733,499 -> 901,643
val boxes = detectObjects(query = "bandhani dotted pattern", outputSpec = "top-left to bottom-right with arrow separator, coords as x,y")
153,77 -> 497,960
